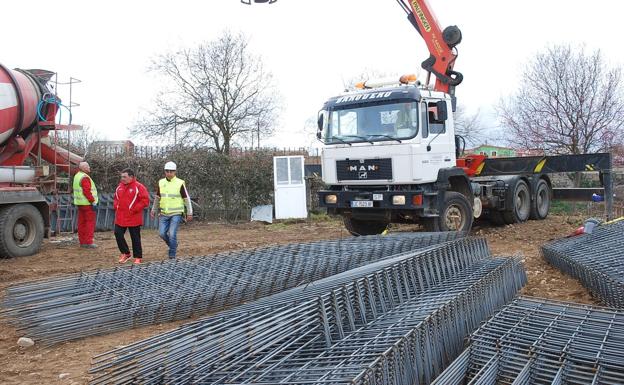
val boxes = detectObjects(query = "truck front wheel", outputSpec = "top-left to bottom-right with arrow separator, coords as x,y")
343,217 -> 389,236
0,204 -> 45,258
423,192 -> 473,233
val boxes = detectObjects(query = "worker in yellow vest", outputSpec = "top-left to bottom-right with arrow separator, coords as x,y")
150,161 -> 193,258
73,161 -> 98,248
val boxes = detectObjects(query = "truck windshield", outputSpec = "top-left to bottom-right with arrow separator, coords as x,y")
324,101 -> 418,144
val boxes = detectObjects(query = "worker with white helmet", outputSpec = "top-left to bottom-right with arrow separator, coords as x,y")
150,161 -> 193,258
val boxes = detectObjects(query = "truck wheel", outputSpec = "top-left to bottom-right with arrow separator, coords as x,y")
343,217 -> 388,236
423,192 -> 473,232
502,180 -> 531,224
529,179 -> 550,220
0,204 -> 45,258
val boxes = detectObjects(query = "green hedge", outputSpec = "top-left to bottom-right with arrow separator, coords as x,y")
87,149 -> 274,217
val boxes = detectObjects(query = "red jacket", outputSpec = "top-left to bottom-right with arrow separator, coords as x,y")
81,177 -> 96,203
114,179 -> 150,227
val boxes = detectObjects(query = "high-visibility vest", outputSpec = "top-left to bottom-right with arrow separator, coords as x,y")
158,177 -> 185,215
73,171 -> 99,206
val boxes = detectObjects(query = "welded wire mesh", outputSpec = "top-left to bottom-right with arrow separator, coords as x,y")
431,296 -> 624,385
541,220 -> 624,307
89,237 -> 527,385
1,231 -> 463,345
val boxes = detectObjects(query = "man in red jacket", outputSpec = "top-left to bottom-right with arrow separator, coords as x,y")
114,168 -> 150,264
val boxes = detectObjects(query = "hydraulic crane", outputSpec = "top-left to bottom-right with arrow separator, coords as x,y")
395,0 -> 463,95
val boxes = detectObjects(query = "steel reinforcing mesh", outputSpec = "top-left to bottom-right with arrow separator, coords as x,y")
1,231 -> 464,344
89,237 -> 527,385
431,296 -> 624,385
541,220 -> 624,307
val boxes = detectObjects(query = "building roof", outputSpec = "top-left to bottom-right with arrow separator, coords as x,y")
469,144 -> 515,151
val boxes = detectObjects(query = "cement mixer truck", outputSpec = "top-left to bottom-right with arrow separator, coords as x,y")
0,63 -> 83,258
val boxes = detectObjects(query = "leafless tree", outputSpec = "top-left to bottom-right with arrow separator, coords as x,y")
454,105 -> 484,148
50,124 -> 101,155
133,31 -> 280,154
498,44 -> 624,159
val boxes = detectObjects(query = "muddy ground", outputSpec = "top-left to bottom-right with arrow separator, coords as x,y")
0,215 -> 595,384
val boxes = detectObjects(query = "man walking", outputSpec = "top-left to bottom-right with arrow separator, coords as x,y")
150,161 -> 193,259
73,161 -> 98,248
115,169 -> 150,264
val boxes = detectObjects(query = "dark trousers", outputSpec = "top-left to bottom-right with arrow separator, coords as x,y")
114,225 -> 142,258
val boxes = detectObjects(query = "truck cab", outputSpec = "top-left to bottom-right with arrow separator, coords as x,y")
319,84 -> 456,186
317,79 -> 476,235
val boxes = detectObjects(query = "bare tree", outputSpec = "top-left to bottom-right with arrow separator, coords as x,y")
50,125 -> 101,155
133,31 -> 280,154
498,45 -> 624,159
454,105 -> 484,148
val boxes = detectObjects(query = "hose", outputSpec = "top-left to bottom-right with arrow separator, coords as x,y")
36,94 -> 72,124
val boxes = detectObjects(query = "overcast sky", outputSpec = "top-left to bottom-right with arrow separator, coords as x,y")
2,0 -> 622,149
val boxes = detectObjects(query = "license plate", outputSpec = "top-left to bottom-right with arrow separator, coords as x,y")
351,200 -> 373,208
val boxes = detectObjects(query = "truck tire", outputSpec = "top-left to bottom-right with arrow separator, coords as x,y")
502,180 -> 531,224
529,179 -> 550,220
343,217 -> 388,236
0,204 -> 45,258
423,192 -> 473,232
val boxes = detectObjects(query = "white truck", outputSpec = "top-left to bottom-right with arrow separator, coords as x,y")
315,0 -> 613,235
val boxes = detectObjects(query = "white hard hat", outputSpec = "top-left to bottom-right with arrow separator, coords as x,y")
164,161 -> 177,171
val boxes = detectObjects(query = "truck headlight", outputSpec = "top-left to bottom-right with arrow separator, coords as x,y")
392,195 -> 406,205
325,194 -> 338,204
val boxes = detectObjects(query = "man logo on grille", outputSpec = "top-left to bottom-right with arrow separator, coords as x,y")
349,165 -> 379,172
359,172 -> 368,179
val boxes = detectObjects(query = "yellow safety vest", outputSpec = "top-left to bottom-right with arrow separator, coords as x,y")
158,177 -> 185,215
73,171 -> 98,206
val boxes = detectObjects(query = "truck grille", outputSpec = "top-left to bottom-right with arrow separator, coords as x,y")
336,158 -> 393,181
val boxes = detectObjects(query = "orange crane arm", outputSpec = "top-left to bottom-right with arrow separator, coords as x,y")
395,0 -> 463,95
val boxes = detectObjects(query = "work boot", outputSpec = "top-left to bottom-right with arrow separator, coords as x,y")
118,253 -> 131,264
80,244 -> 98,249
133,258 -> 142,265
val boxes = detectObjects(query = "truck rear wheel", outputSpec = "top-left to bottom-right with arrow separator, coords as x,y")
343,217 -> 388,236
529,179 -> 550,220
0,204 -> 45,258
502,180 -> 531,224
423,192 -> 473,232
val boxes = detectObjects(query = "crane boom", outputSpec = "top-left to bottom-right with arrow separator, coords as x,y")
396,0 -> 463,95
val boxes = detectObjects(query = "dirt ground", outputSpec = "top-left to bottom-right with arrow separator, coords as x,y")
0,215 -> 595,384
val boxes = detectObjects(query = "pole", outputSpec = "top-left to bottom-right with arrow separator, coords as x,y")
604,153 -> 614,220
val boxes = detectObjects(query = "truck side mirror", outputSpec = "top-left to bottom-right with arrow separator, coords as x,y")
436,100 -> 448,121
317,113 -> 324,139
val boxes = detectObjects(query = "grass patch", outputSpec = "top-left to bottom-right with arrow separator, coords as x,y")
266,222 -> 289,230
550,200 -> 576,215
310,213 -> 339,222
